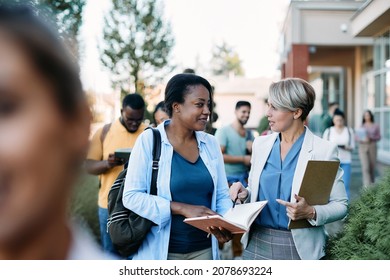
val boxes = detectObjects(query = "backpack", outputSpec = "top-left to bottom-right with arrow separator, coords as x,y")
107,127 -> 161,257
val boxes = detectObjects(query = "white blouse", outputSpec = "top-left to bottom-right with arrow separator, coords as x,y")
323,126 -> 355,163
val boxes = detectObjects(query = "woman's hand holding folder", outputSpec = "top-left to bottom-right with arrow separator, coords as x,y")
276,194 -> 316,221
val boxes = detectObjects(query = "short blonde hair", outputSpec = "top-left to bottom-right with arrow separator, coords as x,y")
268,78 -> 315,121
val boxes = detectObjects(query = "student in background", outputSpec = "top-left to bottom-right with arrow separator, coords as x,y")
215,101 -> 254,259
257,98 -> 270,135
357,110 -> 381,187
0,3 -> 109,259
215,101 -> 254,187
85,93 -> 146,256
321,102 -> 339,134
152,101 -> 169,127
323,109 -> 355,200
230,78 -> 348,260
205,101 -> 219,136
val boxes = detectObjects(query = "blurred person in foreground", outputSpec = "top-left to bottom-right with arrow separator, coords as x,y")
123,73 -> 232,260
85,93 -> 146,256
230,78 -> 348,260
0,3 -> 110,259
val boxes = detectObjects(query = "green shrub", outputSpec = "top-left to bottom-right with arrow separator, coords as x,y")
69,172 -> 101,244
327,169 -> 390,259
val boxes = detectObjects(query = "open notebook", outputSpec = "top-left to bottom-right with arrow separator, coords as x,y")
183,200 -> 268,234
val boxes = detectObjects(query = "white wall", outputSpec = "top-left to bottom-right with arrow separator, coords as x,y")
213,94 -> 267,129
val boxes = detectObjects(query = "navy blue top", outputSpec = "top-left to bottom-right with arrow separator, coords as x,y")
169,151 -> 214,253
255,129 -> 306,230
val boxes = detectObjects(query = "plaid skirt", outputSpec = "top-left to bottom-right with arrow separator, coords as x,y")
243,225 -> 301,260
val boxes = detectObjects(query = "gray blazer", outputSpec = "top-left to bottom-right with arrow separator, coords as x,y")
242,127 -> 348,260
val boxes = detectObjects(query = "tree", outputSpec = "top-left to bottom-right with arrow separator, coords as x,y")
101,0 -> 174,99
211,41 -> 244,77
12,0 -> 86,59
39,0 -> 86,58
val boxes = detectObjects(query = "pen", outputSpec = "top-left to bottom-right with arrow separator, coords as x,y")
232,197 -> 238,208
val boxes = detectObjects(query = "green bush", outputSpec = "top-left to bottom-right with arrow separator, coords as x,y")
327,169 -> 390,259
69,172 -> 101,244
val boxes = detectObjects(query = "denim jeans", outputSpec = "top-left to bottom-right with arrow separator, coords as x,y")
98,206 -> 119,256
340,163 -> 351,200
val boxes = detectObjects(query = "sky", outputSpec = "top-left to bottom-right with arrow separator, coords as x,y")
79,0 -> 291,93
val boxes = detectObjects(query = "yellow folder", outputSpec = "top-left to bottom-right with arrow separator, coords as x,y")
288,160 -> 340,229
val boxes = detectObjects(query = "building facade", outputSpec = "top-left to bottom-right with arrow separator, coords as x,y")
279,0 -> 390,164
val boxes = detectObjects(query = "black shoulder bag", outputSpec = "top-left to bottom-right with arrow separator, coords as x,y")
107,127 -> 161,257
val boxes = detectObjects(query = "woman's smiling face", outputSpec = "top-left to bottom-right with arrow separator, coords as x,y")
174,84 -> 211,131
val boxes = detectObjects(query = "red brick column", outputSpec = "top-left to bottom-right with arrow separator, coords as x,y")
283,44 -> 309,81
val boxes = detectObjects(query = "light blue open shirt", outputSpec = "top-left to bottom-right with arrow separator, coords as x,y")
256,129 -> 306,230
122,120 -> 232,260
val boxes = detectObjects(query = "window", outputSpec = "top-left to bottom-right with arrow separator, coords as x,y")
363,29 -> 390,163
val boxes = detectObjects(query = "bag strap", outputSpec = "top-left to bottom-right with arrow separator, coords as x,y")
147,127 -> 161,196
100,123 -> 112,144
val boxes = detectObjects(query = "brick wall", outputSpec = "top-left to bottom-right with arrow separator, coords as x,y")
283,44 -> 309,81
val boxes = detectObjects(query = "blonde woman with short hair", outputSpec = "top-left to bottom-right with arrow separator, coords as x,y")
230,78 -> 348,260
